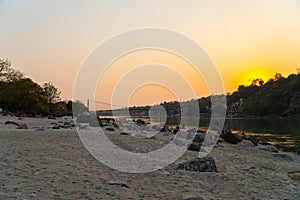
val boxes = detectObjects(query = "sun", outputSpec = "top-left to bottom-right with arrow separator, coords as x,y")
234,68 -> 276,88
244,71 -> 269,85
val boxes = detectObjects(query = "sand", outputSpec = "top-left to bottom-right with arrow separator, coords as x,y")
0,116 -> 299,199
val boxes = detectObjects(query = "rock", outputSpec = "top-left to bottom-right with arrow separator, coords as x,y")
63,121 -> 71,126
247,136 -> 258,146
160,126 -> 167,132
176,157 -> 217,172
223,132 -> 240,144
187,142 -> 201,151
35,127 -> 45,131
273,154 -> 293,161
120,132 -> 128,135
52,124 -> 60,129
48,116 -> 56,120
172,126 -> 180,134
57,123 -> 66,128
99,120 -> 108,127
95,186 -> 101,190
106,127 -> 115,131
259,145 -> 278,153
108,182 -> 129,188
17,124 -> 28,129
240,140 -> 255,147
193,133 -> 205,143
4,121 -> 19,126
288,171 -> 300,181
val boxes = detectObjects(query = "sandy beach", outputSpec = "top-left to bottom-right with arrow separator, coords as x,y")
0,116 -> 299,199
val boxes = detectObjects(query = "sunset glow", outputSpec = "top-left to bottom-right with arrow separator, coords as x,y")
1,0 -> 300,107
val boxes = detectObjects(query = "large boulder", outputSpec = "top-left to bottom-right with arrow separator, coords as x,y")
240,140 -> 255,147
160,126 -> 167,132
187,142 -> 201,151
193,133 -> 205,143
247,136 -> 258,146
223,132 -> 240,144
176,157 -> 217,172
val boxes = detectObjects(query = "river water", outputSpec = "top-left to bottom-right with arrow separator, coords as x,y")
101,115 -> 300,147
164,117 -> 300,147
171,117 -> 300,147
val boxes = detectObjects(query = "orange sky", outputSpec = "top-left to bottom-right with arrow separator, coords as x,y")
1,0 -> 300,109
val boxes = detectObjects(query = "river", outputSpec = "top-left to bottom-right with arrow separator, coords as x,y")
169,117 -> 300,147
100,115 -> 300,147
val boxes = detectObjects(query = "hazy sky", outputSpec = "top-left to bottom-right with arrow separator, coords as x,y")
1,0 -> 300,108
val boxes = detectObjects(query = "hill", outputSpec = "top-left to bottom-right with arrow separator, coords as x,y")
99,73 -> 300,118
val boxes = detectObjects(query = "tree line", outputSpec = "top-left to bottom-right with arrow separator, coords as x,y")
228,73 -> 300,117
0,59 -> 86,117
112,72 -> 300,118
2,58 -> 299,118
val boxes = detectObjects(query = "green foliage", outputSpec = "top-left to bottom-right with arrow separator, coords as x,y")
42,82 -> 61,104
0,59 -> 64,116
241,73 -> 300,117
0,78 -> 49,115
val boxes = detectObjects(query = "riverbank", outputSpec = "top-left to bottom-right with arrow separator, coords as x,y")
0,116 -> 300,199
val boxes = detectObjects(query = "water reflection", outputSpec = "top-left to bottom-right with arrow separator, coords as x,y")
99,115 -> 300,147
152,117 -> 300,147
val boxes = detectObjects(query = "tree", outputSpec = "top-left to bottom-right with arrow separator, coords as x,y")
274,73 -> 282,81
42,82 -> 61,104
250,78 -> 264,86
0,78 -> 49,115
0,59 -> 24,81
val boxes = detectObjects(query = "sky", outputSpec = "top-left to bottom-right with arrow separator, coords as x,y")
1,0 -> 300,109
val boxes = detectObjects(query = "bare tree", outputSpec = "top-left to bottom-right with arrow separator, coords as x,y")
0,59 -> 24,81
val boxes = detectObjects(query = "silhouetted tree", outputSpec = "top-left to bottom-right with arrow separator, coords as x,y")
0,59 -> 24,81
42,82 -> 61,104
